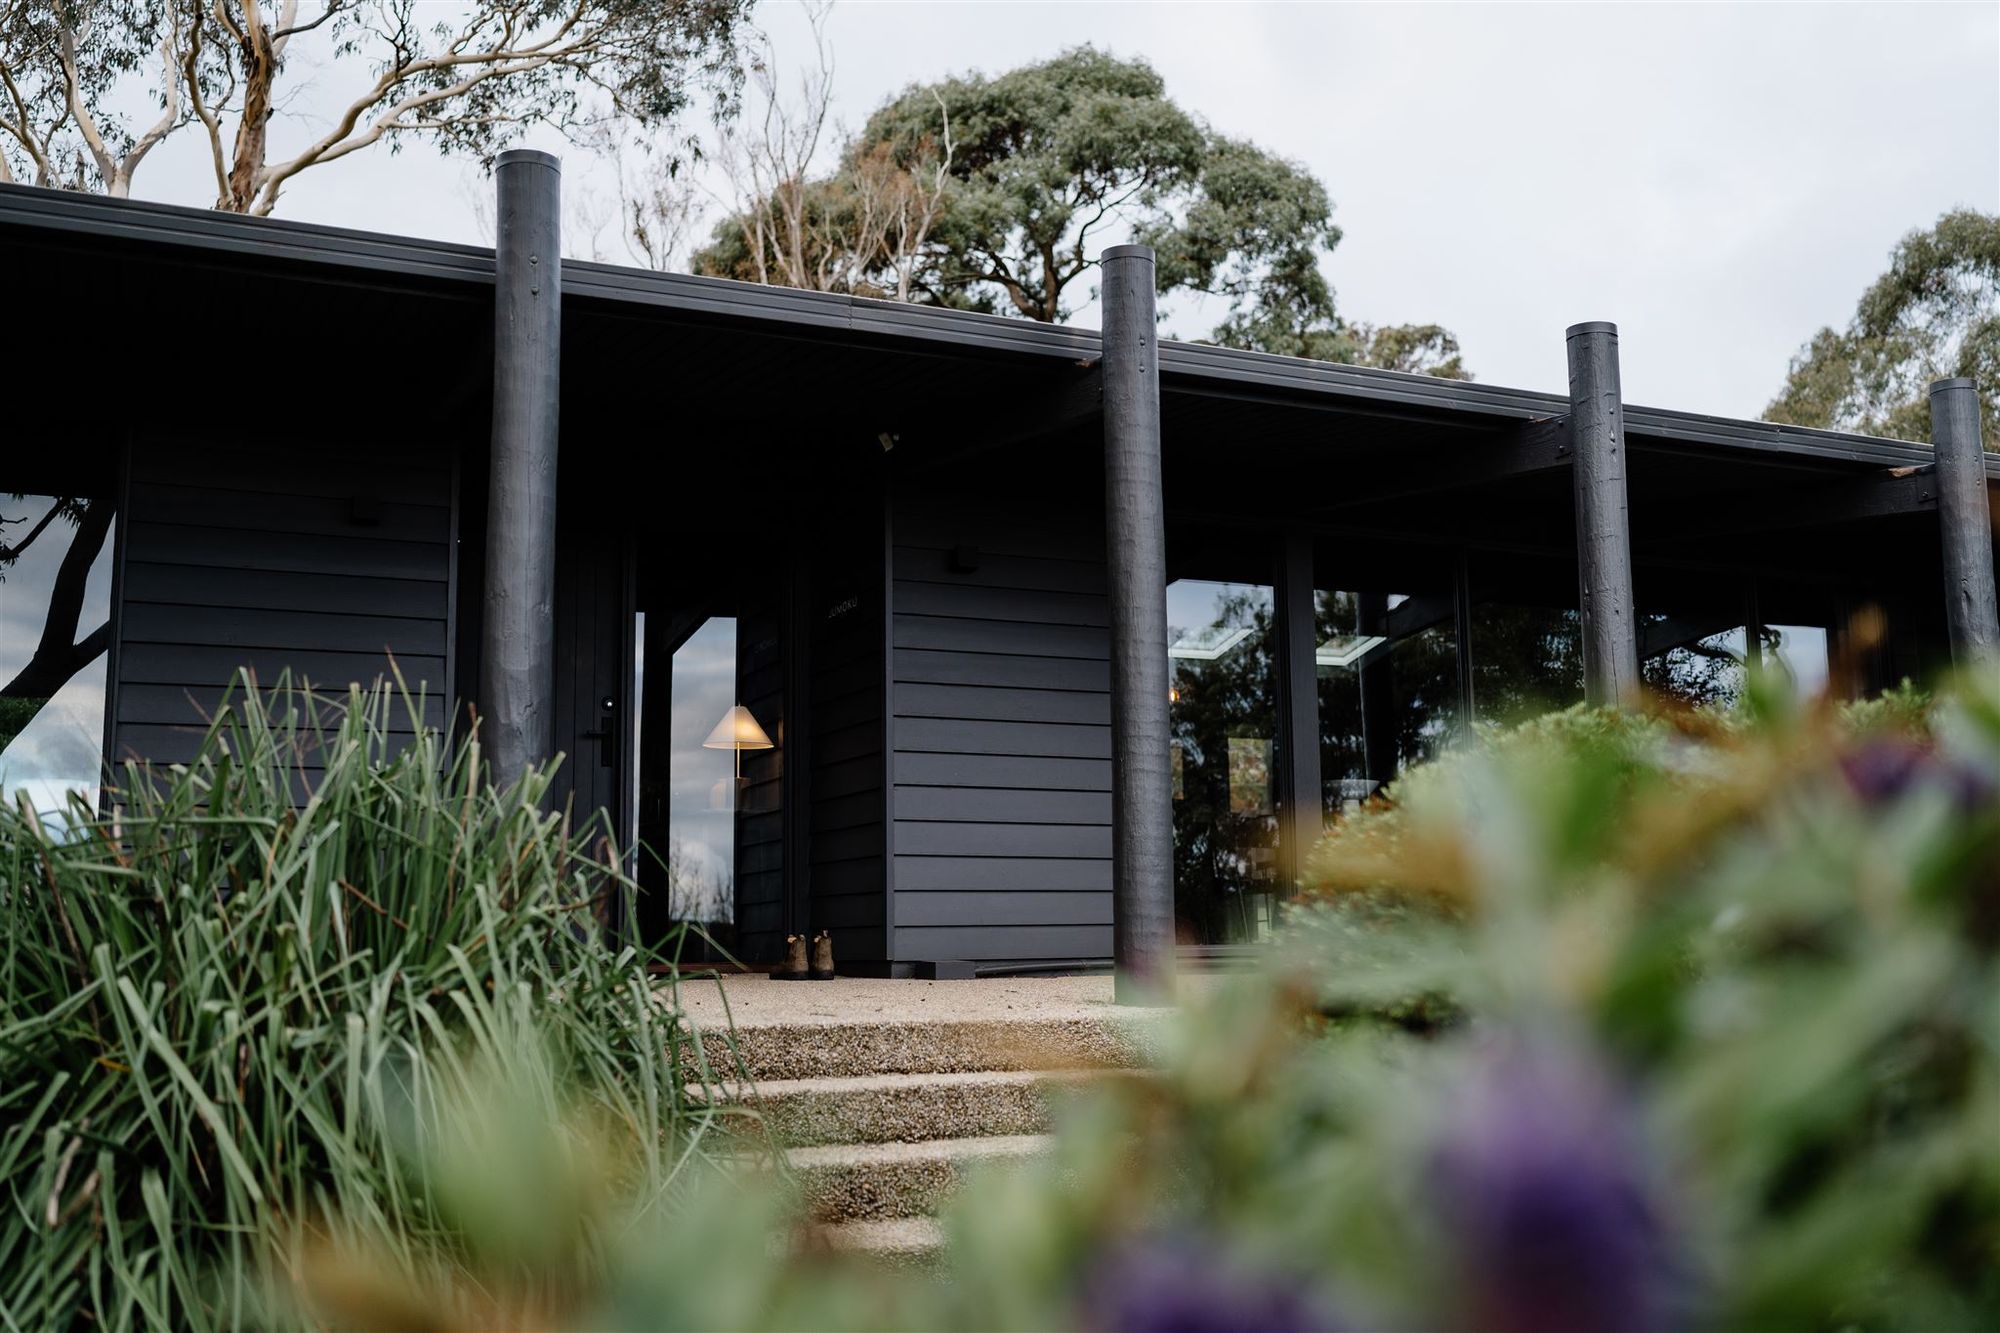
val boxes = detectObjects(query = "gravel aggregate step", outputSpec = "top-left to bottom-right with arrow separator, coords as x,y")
789,1133 -> 1051,1222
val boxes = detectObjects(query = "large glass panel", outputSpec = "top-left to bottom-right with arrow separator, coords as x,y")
1758,624 -> 1830,700
1317,585 -> 1460,814
1468,554 -> 1583,721
1638,574 -> 1751,709
1642,623 -> 1749,708
2,493 -> 117,818
664,617 -> 739,929
1167,577 -> 1281,946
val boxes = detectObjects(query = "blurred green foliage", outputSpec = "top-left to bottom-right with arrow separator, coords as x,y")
0,675 -> 734,1330
15,669 -> 2000,1331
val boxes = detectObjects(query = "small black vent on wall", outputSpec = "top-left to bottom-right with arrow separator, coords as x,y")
949,545 -> 980,574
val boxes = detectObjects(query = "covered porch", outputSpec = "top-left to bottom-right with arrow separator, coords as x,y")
3,166 -> 1994,988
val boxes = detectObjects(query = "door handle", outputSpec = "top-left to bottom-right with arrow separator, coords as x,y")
585,695 -> 618,769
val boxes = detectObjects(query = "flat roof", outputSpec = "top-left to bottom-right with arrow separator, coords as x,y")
0,181 -> 1961,474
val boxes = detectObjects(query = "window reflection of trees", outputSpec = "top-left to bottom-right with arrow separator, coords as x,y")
1,493 -> 117,812
1470,603 -> 1585,722
1317,589 -> 1460,808
1169,586 -> 1279,946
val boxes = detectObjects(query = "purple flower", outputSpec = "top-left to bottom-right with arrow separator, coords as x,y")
1428,1040 -> 1680,1333
1840,737 -> 1998,814
1080,1238 -> 1346,1333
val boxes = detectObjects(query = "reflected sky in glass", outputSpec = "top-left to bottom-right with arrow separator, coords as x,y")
1767,625 -> 1830,700
1,496 -> 115,816
667,618 -> 737,924
1167,580 -> 1270,659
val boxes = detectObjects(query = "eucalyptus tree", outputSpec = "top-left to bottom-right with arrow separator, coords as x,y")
1766,209 -> 1999,441
696,45 -> 1469,379
0,0 -> 752,214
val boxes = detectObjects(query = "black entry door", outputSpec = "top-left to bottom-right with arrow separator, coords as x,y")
551,524 -> 634,859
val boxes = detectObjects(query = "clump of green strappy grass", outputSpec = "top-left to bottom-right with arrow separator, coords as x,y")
0,673 -> 732,1330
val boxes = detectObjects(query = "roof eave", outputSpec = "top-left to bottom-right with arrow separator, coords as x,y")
0,180 -> 1957,473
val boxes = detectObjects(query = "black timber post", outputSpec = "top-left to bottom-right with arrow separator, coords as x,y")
1275,526 -> 1323,890
1101,244 -> 1175,1002
481,149 -> 563,790
1931,377 -> 1999,663
1566,321 -> 1641,706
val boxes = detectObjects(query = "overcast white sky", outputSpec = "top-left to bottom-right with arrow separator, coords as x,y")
135,1 -> 2000,421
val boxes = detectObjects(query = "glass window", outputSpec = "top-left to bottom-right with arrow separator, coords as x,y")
1638,575 -> 1752,710
1168,577 -> 1281,946
1468,554 -> 1583,722
1642,623 -> 1749,709
665,616 -> 740,928
2,492 -> 117,818
1317,586 -> 1460,813
1758,624 -> 1830,700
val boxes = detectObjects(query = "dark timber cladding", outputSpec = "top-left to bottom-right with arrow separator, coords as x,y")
890,483 -> 1113,967
1931,378 -> 2000,662
481,149 -> 562,789
810,505 -> 891,965
1567,321 -> 1641,705
1100,244 -> 1175,999
115,442 -> 453,772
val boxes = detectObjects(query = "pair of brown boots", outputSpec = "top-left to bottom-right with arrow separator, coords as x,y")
776,931 -> 835,981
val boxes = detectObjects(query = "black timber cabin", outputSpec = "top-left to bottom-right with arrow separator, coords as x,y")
4,154 -> 1996,983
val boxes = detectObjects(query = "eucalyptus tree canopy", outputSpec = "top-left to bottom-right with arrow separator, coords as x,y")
695,46 -> 1468,379
0,0 -> 751,214
1766,210 -> 2000,441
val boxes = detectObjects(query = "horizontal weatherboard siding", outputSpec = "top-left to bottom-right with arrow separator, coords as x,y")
895,717 -> 1110,760
113,448 -> 455,778
120,605 -> 446,657
893,786 -> 1112,824
891,580 -> 1108,627
893,925 -> 1113,962
893,648 -> 1110,693
895,821 -> 1111,859
121,563 -> 447,619
895,892 -> 1112,928
117,645 -> 447,689
125,522 -> 446,580
894,614 -> 1109,660
889,493 -> 1114,965
894,856 -> 1111,894
895,682 -> 1108,725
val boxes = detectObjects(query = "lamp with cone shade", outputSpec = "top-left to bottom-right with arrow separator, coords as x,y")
703,704 -> 773,783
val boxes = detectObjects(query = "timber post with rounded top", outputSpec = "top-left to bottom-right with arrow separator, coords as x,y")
1101,244 -> 1176,1002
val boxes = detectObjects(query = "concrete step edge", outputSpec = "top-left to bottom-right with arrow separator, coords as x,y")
788,1132 -> 1053,1171
785,1132 -> 1052,1222
814,1216 -> 946,1258
691,1014 -> 1164,1081
697,1067 -> 1142,1147
694,1067 -> 1110,1101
